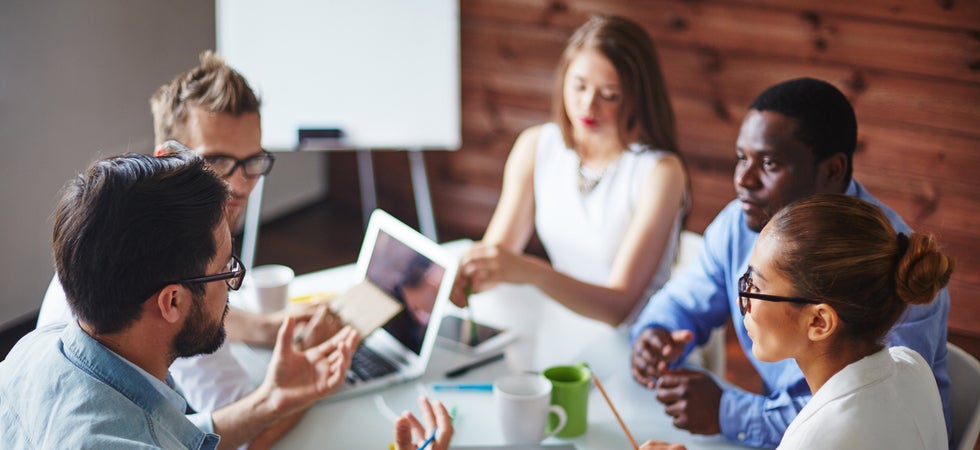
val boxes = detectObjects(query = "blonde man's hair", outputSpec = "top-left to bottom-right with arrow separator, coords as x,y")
150,50 -> 260,146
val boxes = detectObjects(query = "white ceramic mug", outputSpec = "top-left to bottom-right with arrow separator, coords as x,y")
494,373 -> 567,444
250,264 -> 294,313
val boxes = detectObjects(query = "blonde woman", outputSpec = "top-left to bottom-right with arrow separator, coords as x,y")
454,15 -> 688,326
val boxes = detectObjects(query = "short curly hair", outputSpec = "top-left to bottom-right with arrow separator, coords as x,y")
749,78 -> 857,184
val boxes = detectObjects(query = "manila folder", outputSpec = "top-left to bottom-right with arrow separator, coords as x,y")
330,280 -> 403,337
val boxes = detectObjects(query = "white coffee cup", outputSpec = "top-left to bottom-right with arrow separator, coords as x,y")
494,373 -> 567,444
250,264 -> 294,313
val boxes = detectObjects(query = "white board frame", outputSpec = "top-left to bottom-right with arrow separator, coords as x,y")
216,0 -> 460,152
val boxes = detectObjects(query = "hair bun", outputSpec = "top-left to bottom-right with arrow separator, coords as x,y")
895,233 -> 954,305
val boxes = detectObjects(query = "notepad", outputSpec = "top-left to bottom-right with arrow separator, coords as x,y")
328,280 -> 403,337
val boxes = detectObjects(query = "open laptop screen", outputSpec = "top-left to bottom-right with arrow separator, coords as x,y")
364,229 -> 446,355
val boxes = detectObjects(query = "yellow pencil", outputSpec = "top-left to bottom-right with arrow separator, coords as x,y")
593,371 -> 639,450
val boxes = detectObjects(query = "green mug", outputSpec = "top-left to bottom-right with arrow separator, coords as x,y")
543,364 -> 591,438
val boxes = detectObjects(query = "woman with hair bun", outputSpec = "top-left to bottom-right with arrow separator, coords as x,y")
739,193 -> 953,449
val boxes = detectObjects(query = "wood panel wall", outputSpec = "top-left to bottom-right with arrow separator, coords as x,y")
328,0 -> 980,342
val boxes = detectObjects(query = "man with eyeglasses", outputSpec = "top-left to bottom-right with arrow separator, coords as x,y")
36,51 -> 340,447
0,153 -> 358,449
628,78 -> 950,448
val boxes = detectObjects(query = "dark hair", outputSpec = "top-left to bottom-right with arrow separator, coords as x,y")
749,78 -> 857,184
553,15 -> 678,154
150,50 -> 261,146
765,194 -> 953,343
52,153 -> 228,334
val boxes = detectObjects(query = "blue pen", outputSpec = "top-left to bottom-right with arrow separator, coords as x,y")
416,427 -> 436,450
431,383 -> 493,392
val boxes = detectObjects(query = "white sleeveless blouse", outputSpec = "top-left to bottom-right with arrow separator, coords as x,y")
533,123 -> 685,324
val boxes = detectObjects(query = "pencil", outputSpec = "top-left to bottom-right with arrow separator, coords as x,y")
592,371 -> 639,450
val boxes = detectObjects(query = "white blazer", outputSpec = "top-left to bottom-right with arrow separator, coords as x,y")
778,346 -> 947,450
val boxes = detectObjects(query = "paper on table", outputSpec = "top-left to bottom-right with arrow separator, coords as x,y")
327,280 -> 403,337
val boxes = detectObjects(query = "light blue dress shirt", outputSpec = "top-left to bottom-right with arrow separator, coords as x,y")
0,320 -> 220,449
630,180 -> 951,448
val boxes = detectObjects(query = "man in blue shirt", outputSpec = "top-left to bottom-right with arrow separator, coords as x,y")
0,153 -> 359,448
629,78 -> 951,448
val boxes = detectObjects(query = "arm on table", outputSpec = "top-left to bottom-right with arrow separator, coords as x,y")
223,304 -> 327,347
629,208 -> 736,377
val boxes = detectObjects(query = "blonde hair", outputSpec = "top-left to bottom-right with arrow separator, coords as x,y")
766,194 -> 953,343
552,15 -> 678,154
149,50 -> 260,146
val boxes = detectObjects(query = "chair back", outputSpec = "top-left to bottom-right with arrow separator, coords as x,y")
948,342 -> 980,450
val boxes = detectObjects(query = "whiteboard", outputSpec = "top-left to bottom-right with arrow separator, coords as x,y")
216,0 -> 460,151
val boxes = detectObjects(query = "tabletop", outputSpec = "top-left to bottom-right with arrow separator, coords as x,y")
230,240 -> 752,450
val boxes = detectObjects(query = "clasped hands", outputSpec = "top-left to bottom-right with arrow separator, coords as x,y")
631,327 -> 722,435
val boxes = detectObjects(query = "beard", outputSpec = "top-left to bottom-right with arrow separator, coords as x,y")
172,294 -> 228,358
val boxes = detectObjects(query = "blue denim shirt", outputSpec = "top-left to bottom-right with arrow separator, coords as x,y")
630,180 -> 951,448
0,321 -> 220,449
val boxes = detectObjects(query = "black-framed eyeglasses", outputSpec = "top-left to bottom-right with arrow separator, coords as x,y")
737,269 -> 820,316
203,152 -> 275,178
166,254 -> 247,292
161,139 -> 275,179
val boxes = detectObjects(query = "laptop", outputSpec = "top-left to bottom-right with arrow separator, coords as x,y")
328,208 -> 457,401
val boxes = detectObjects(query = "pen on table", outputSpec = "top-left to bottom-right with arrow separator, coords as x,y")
444,352 -> 504,378
431,383 -> 493,392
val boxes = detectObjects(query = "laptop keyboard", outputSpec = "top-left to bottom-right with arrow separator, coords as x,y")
347,345 -> 398,383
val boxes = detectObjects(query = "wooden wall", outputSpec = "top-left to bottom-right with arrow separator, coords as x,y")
329,0 -> 980,343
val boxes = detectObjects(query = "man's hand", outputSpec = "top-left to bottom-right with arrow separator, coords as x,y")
210,318 -> 359,449
394,396 -> 454,450
654,368 -> 722,435
261,316 -> 359,414
292,303 -> 343,351
631,327 -> 694,388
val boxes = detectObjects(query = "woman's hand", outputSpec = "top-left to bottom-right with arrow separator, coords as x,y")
393,396 -> 454,450
640,440 -> 686,450
459,241 -> 529,293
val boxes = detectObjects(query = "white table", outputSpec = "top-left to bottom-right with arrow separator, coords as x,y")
232,241 -> 751,449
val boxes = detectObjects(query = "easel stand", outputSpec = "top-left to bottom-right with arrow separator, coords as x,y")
356,148 -> 438,241
239,149 -> 438,271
